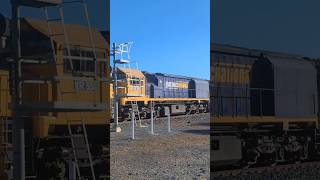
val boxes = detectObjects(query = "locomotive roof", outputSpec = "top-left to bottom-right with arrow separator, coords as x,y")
264,55 -> 315,70
155,73 -> 193,80
143,71 -> 208,81
191,78 -> 210,82
143,71 -> 189,80
213,43 -> 306,60
23,18 -> 107,50
212,43 -> 262,57
118,68 -> 145,78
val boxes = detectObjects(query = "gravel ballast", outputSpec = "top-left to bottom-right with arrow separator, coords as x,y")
211,166 -> 320,180
110,113 -> 210,180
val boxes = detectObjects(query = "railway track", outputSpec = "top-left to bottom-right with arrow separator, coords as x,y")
110,113 -> 209,126
212,161 -> 320,179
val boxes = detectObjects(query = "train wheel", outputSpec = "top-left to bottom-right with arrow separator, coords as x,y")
245,148 -> 259,165
300,143 -> 309,160
36,147 -> 67,180
93,158 -> 108,179
142,111 -> 147,119
276,147 -> 285,162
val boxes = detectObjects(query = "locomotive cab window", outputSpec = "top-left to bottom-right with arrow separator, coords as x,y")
64,58 -> 95,74
64,47 -> 104,76
130,77 -> 142,86
116,71 -> 127,80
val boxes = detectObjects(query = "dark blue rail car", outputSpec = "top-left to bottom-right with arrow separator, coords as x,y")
189,78 -> 209,99
144,72 -> 192,98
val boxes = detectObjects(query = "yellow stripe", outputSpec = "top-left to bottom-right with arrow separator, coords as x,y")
120,97 -> 209,105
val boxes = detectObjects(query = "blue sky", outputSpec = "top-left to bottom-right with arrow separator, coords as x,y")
0,0 -> 108,30
111,0 -> 210,79
213,0 -> 320,58
0,0 -> 209,79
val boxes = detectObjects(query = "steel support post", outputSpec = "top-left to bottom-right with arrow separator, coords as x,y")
131,111 -> 135,139
150,102 -> 154,134
11,1 -> 25,180
113,43 -> 121,132
167,114 -> 171,132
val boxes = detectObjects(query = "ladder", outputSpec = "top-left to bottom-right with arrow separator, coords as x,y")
0,117 -> 12,171
43,0 -> 98,75
67,119 -> 95,180
314,128 -> 320,155
131,101 -> 143,127
43,3 -> 73,70
315,128 -> 320,146
44,2 -> 97,179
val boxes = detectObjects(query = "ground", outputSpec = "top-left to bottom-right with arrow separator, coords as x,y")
110,113 -> 210,180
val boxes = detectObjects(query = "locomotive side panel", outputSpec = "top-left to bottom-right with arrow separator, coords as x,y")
211,45 -> 257,119
269,56 -> 317,118
251,56 -> 317,118
151,73 -> 190,99
0,69 -> 10,117
189,79 -> 209,99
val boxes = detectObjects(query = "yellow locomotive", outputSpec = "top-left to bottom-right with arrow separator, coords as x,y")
0,17 -> 109,179
111,66 -> 210,120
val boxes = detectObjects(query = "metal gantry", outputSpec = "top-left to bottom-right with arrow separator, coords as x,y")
111,42 -> 133,133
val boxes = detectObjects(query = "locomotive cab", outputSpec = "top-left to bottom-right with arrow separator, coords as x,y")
20,19 -> 109,114
116,67 -> 146,99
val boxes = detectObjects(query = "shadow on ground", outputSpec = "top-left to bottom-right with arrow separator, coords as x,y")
190,122 -> 210,127
182,129 -> 210,135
